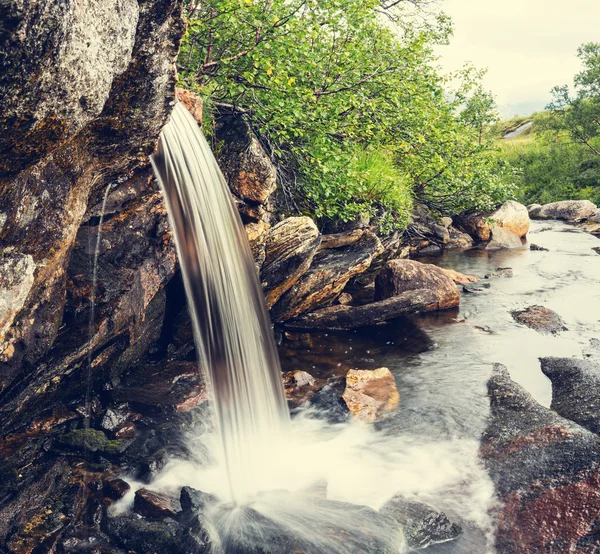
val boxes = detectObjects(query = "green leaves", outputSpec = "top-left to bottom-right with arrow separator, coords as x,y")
179,0 -> 513,228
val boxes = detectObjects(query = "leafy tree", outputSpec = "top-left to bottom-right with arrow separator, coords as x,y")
179,0 -> 514,228
542,43 -> 600,157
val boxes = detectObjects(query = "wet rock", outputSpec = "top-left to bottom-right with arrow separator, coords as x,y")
134,488 -> 181,519
0,0 -> 184,381
534,200 -> 597,221
511,305 -> 567,335
272,231 -> 383,322
101,405 -> 133,433
180,486 -> 218,514
541,357 -> 600,435
486,226 -> 523,249
375,259 -> 460,310
105,476 -> 131,500
481,363 -> 600,554
285,289 -> 439,331
261,217 -> 321,308
593,247 -> 600,255
113,361 -> 207,415
530,243 -> 549,251
341,368 -> 400,423
457,200 -> 530,241
445,226 -> 474,249
380,495 -> 462,550
408,204 -> 450,244
104,515 -> 185,553
584,338 -> 600,362
114,422 -> 137,439
282,370 -> 322,405
216,116 -> 277,204
485,267 -> 513,279
319,229 -> 364,250
439,268 -> 480,285
176,88 -> 203,124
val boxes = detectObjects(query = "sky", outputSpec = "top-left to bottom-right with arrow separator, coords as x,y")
437,0 -> 600,118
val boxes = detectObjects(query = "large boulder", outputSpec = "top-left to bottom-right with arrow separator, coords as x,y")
481,364 -> 600,553
285,289 -> 439,330
260,217 -> 321,308
541,357 -> 600,435
535,200 -> 597,221
216,116 -> 277,205
457,200 -> 530,242
511,305 -> 567,335
341,368 -> 400,423
271,231 -> 383,322
485,226 -> 523,250
0,0 -> 184,414
375,260 -> 460,310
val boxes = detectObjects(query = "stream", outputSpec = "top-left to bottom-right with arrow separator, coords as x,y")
275,219 -> 600,553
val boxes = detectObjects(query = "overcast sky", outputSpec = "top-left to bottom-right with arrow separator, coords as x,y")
437,0 -> 600,118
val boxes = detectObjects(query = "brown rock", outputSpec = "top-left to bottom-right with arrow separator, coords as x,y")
445,226 -> 475,249
245,220 -> 270,267
319,229 -> 364,250
114,422 -> 137,439
134,488 -> 181,519
457,200 -> 530,241
217,116 -> 277,204
336,292 -> 353,305
261,217 -> 321,308
440,268 -> 480,285
341,368 -> 400,423
175,88 -> 203,124
511,305 -> 567,335
272,231 -> 383,322
282,370 -> 321,406
105,477 -> 131,500
375,260 -> 460,310
285,289 -> 439,331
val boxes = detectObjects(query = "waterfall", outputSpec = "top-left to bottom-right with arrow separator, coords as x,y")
151,103 -> 290,503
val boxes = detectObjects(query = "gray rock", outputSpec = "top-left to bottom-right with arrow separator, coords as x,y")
530,243 -> 549,251
485,227 -> 523,250
445,226 -> 474,249
541,357 -> 600,435
380,495 -> 462,550
535,200 -> 597,221
481,363 -> 600,553
527,204 -> 542,218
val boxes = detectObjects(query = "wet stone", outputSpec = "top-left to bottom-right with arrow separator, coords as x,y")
511,305 -> 567,335
341,368 -> 400,423
134,488 -> 181,519
105,477 -> 131,500
379,495 -> 462,550
180,486 -> 218,514
104,515 -> 185,553
530,243 -> 549,251
485,267 -> 513,279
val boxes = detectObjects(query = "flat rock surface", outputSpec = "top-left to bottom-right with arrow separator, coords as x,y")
511,305 -> 567,335
541,357 -> 600,436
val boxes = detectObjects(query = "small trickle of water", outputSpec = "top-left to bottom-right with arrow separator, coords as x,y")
151,103 -> 290,503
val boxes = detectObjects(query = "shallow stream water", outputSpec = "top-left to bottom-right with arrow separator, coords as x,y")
137,220 -> 599,554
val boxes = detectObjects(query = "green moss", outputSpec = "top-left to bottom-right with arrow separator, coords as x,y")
58,429 -> 130,456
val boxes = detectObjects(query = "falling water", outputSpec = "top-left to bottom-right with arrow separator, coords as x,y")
151,103 -> 290,503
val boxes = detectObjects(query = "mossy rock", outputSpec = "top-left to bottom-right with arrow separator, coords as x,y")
58,429 -> 131,456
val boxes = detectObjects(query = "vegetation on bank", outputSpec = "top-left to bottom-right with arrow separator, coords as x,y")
178,0 -> 515,230
497,43 -> 600,206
